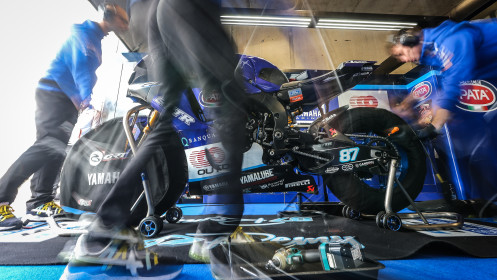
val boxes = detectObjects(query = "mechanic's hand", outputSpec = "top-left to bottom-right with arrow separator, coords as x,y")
416,123 -> 440,140
79,95 -> 93,111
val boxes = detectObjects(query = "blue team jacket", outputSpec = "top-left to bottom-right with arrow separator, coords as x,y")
38,20 -> 105,109
420,19 -> 497,112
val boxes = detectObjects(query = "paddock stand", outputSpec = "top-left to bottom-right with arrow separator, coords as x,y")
342,159 -> 464,231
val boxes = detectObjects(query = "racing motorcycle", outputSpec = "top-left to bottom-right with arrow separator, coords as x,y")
60,54 -> 426,237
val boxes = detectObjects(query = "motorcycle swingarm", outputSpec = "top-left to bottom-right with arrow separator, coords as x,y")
296,142 -> 392,175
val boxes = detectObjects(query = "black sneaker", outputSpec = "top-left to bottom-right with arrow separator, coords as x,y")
0,205 -> 23,231
25,201 -> 66,222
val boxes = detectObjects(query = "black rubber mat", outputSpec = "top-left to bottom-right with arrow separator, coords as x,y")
1,213 -> 497,265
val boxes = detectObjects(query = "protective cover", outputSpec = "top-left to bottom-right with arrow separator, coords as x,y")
59,117 -> 170,215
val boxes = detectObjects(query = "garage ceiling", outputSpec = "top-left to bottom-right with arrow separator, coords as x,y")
222,0 -> 490,18
87,0 -> 497,53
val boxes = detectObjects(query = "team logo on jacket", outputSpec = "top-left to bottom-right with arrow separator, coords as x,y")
410,81 -> 432,101
349,96 -> 378,108
457,80 -> 497,112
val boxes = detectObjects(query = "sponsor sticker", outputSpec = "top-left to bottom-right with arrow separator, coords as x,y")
87,172 -> 121,186
325,167 -> 339,174
173,108 -> 195,125
89,151 -> 128,167
285,179 -> 311,189
241,168 -> 276,185
189,147 -> 225,168
288,88 -> 304,103
338,90 -> 390,110
295,109 -> 321,123
410,81 -> 432,101
349,95 -> 379,108
457,80 -> 497,112
341,164 -> 353,172
199,90 -> 223,107
202,181 -> 229,192
354,160 -> 375,168
253,179 -> 285,192
329,128 -> 338,137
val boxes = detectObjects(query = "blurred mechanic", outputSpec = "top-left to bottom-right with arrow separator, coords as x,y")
0,2 -> 128,231
391,19 -> 497,204
391,19 -> 497,138
67,0 -> 246,278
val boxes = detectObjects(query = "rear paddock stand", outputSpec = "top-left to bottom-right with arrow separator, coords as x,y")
343,159 -> 464,231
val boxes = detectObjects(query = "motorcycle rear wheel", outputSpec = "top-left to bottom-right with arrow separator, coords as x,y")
322,107 -> 426,214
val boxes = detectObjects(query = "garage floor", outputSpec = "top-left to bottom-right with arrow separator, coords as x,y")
1,193 -> 497,279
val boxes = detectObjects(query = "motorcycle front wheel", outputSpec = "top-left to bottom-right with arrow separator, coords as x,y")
322,107 -> 426,214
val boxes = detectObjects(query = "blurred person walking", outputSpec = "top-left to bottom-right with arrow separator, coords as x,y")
66,0 -> 247,278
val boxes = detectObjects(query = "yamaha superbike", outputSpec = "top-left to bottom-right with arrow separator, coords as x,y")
60,55 -> 426,236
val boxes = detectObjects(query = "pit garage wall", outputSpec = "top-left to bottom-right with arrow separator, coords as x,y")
225,25 -> 415,74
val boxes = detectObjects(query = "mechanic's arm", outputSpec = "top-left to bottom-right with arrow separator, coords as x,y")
417,30 -> 478,140
431,108 -> 451,130
434,30 -> 478,128
71,41 -> 100,109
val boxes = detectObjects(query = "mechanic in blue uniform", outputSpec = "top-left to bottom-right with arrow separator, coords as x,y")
391,19 -> 497,203
0,3 -> 129,231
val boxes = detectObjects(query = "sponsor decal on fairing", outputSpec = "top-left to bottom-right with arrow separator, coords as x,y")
187,143 -> 264,182
354,160 -> 375,168
198,90 -> 222,107
457,80 -> 497,112
173,108 -> 195,125
189,147 -> 225,168
247,178 -> 285,192
288,88 -> 304,102
295,109 -> 321,124
240,168 -> 276,185
338,90 -> 390,110
202,181 -> 229,192
341,164 -> 353,172
284,179 -> 311,189
325,166 -> 339,174
349,95 -> 379,108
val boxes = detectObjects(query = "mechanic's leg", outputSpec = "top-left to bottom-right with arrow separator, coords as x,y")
96,60 -> 186,229
0,139 -> 62,205
27,89 -> 77,210
96,119 -> 183,228
0,89 -> 76,206
26,141 -> 67,210
157,2 -> 247,274
156,0 -> 239,90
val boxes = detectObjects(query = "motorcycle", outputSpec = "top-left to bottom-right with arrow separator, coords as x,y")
60,54 -> 426,237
